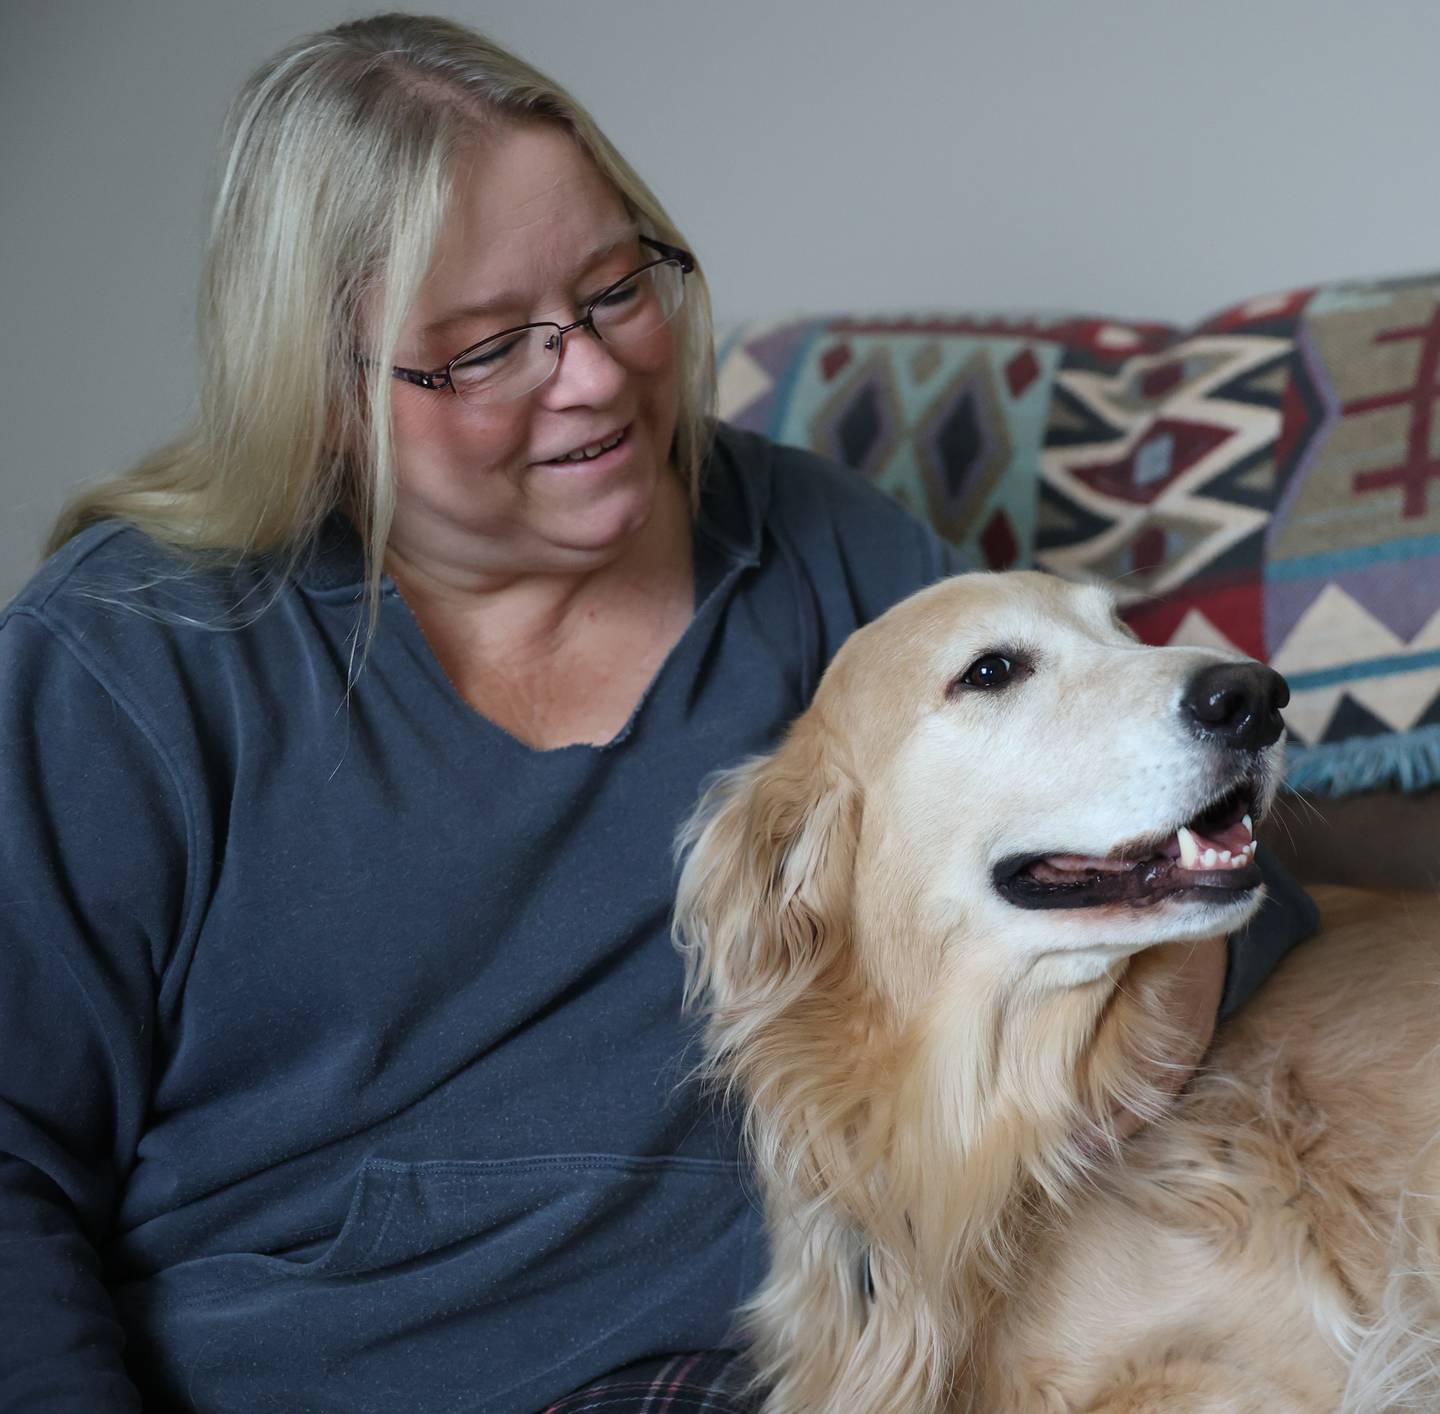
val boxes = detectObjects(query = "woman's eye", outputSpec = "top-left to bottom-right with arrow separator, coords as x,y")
455,332 -> 525,374
595,280 -> 640,309
448,334 -> 527,389
958,654 -> 1014,690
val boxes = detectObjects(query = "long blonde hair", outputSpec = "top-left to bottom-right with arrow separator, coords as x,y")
46,12 -> 716,628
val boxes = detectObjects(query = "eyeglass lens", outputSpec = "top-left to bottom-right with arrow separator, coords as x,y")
448,260 -> 686,404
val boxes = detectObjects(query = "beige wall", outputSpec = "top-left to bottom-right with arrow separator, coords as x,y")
4,0 -> 1439,602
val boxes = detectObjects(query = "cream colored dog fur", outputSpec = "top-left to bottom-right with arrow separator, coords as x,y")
674,571 -> 1440,1413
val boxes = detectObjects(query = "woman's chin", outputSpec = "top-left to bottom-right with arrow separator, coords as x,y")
525,444 -> 676,555
392,427 -> 679,578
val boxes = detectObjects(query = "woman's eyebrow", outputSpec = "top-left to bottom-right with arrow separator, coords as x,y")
420,227 -> 641,344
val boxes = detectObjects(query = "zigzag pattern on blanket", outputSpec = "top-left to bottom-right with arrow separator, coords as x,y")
717,272 -> 1440,799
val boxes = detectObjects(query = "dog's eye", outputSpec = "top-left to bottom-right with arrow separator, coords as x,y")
957,654 -> 1014,690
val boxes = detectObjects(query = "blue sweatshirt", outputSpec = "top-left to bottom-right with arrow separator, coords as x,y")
0,426 -> 1314,1412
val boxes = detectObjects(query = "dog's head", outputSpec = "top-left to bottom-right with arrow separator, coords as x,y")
677,571 -> 1283,1024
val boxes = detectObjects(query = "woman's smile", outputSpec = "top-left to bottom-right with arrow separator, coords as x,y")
535,422 -> 631,470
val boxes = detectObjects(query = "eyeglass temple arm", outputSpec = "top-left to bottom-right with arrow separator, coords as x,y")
359,354 -> 449,390
392,367 -> 449,391
640,235 -> 696,273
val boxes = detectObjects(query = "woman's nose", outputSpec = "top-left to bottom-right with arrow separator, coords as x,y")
543,324 -> 628,406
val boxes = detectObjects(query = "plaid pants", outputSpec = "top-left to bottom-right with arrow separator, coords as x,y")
540,1350 -> 765,1414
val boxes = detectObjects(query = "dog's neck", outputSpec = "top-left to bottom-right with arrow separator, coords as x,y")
859,941 -> 1190,1370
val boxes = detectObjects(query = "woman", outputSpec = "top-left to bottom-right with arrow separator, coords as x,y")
0,14 -> 1315,1412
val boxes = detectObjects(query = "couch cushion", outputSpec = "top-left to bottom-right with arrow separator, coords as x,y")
718,273 -> 1440,802
1267,787 -> 1440,892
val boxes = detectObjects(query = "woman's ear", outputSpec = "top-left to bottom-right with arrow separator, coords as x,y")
674,712 -> 861,1021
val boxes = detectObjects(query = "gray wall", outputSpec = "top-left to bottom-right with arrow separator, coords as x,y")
5,0 -> 1439,603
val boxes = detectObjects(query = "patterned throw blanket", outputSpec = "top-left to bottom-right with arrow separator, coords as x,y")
718,271 -> 1440,798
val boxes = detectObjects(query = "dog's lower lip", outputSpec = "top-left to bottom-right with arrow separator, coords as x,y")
994,780 -> 1263,909
996,858 -> 1263,911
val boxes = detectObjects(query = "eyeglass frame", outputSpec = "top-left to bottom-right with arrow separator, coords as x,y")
388,236 -> 696,398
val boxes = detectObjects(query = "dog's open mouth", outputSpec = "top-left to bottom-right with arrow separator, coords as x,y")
994,780 -> 1263,910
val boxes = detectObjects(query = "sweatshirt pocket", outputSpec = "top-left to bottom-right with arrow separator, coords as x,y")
116,1153 -> 765,1414
289,1152 -> 754,1283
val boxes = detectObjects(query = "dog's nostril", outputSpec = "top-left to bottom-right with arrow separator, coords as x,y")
1181,662 -> 1289,752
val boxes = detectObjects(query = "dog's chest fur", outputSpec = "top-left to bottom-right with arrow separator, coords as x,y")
984,887 -> 1440,1411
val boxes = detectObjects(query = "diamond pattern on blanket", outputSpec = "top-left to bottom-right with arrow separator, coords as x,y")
809,349 -> 904,475
752,323 -> 1067,572
913,352 -> 1014,544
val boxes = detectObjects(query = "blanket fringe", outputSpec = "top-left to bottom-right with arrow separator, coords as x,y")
1285,725 -> 1440,799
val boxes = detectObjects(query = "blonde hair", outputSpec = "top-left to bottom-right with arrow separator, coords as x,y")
46,12 -> 716,630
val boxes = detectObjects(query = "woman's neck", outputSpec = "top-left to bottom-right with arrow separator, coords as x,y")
385,468 -> 692,655
383,471 -> 696,747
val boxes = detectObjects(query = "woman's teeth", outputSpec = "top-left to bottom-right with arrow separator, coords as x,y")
555,429 -> 625,463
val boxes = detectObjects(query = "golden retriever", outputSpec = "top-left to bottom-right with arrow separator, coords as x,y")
673,571 -> 1440,1413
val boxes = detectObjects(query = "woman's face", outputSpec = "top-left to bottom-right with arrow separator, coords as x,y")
385,123 -> 682,583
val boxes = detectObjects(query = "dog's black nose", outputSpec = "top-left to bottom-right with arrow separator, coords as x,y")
1180,662 -> 1290,752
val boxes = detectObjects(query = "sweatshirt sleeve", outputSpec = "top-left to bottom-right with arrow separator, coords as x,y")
1219,848 -> 1320,1021
0,608 -> 193,1410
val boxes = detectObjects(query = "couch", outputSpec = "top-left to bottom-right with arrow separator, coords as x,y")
715,270 -> 1440,890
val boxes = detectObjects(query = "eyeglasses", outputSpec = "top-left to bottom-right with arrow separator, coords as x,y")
390,236 -> 695,406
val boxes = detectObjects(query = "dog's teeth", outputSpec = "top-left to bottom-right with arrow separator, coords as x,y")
1219,850 -> 1232,865
1177,826 -> 1201,869
1242,813 -> 1253,838
1201,848 -> 1218,868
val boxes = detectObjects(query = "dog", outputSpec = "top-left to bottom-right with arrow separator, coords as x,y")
673,571 -> 1440,1413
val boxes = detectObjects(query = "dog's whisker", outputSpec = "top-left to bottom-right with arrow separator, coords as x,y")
1276,781 -> 1327,827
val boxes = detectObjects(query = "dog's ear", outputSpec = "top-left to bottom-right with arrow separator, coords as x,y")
674,712 -> 861,1022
